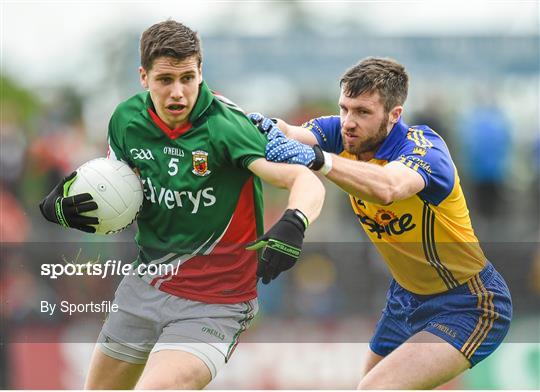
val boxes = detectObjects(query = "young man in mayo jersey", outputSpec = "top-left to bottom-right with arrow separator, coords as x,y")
248,57 -> 512,389
39,20 -> 324,389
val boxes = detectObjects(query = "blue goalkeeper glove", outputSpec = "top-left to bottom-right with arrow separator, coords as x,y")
247,112 -> 286,142
246,209 -> 308,284
39,171 -> 99,233
265,136 -> 317,166
248,112 -> 326,169
247,112 -> 276,135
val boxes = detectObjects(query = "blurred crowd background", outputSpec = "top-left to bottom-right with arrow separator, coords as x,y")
1,1 -> 539,389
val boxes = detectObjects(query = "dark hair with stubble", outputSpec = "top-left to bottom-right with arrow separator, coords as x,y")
140,20 -> 202,71
340,57 -> 409,113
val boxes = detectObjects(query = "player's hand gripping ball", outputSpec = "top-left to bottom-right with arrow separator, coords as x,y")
40,158 -> 143,234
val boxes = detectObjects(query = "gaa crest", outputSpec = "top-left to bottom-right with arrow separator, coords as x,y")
192,150 -> 211,176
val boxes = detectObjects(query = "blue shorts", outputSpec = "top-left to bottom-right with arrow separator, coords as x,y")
370,262 -> 512,366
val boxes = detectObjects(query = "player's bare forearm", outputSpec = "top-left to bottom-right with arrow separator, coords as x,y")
327,155 -> 393,204
325,155 -> 424,205
285,166 -> 325,223
248,158 -> 324,224
275,119 -> 318,146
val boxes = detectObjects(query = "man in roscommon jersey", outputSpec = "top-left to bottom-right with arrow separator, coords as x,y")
248,57 -> 512,389
39,20 -> 325,389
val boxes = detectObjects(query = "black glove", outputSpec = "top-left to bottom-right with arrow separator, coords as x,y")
246,209 -> 308,284
39,171 -> 99,233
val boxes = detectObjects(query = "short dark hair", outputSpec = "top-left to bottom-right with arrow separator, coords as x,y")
340,57 -> 409,112
140,20 -> 202,71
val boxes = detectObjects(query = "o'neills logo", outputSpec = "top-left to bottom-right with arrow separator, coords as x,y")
192,150 -> 211,176
202,326 -> 224,341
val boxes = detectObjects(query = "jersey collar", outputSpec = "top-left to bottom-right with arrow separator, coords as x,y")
146,108 -> 191,140
145,80 -> 215,140
189,80 -> 214,123
374,118 -> 409,160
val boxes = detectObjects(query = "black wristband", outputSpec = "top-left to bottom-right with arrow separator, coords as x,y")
309,145 -> 325,171
292,209 -> 309,230
283,209 -> 308,233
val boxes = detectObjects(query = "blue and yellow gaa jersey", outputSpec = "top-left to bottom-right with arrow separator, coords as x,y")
304,116 -> 486,294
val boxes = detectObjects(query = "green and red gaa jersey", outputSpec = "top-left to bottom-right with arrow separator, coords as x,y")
106,81 -> 267,303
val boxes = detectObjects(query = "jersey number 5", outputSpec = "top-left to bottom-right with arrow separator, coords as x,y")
168,158 -> 179,176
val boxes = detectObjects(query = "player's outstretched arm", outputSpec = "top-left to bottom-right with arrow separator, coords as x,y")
326,158 -> 426,204
248,113 -> 424,204
246,158 -> 325,284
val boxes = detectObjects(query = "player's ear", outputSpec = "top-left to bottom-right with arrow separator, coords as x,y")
389,106 -> 403,125
139,66 -> 149,90
197,63 -> 203,84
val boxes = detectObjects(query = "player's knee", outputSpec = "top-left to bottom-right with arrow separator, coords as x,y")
136,378 -> 198,390
136,369 -> 208,390
85,373 -> 139,391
